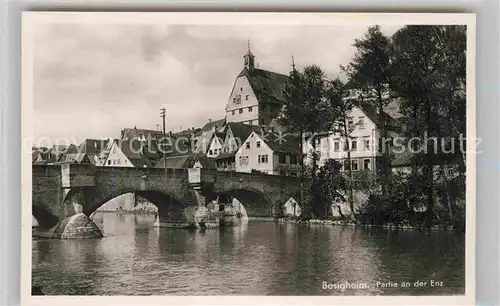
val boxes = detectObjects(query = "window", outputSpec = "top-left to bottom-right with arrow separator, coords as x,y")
240,86 -> 244,91
239,109 -> 243,114
258,154 -> 269,164
125,160 -> 128,164
290,155 -> 297,165
364,137 -> 370,150
290,172 -> 298,177
232,110 -> 235,115
334,141 -> 340,152
246,94 -> 249,100
117,159 -> 120,165
351,139 -> 357,150
279,153 -> 286,164
209,149 -> 213,155
108,160 -> 111,165
343,160 -> 350,171
347,117 -> 354,130
239,156 -> 248,166
256,141 -> 261,148
234,95 -> 241,104
249,107 -> 253,112
363,159 -> 371,170
315,138 -> 321,147
351,159 -> 359,171
246,142 -> 250,149
358,116 -> 365,129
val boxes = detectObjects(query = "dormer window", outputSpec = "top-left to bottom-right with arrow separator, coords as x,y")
347,117 -> 354,130
358,116 -> 365,129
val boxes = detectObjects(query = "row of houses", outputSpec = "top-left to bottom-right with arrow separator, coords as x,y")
33,44 -> 458,179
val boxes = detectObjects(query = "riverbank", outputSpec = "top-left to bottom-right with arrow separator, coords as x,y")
277,218 -> 459,232
94,210 -> 157,215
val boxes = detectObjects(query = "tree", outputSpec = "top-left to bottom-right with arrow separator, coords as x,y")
342,25 -> 393,195
325,77 -> 357,221
279,63 -> 332,216
314,159 -> 347,218
390,25 -> 466,229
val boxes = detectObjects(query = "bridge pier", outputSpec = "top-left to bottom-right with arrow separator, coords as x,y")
193,188 -> 222,229
49,187 -> 103,239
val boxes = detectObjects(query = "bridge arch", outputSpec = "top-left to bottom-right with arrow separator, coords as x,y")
32,201 -> 60,229
218,188 -> 278,218
64,187 -> 196,224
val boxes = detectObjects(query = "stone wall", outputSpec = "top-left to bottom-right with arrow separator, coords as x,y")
32,165 -> 64,228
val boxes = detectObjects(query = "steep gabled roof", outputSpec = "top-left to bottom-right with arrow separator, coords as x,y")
155,154 -> 216,169
256,132 -> 301,154
109,139 -> 154,168
201,118 -> 226,133
357,104 -> 401,132
57,153 -> 91,164
78,139 -> 110,155
121,128 -> 164,141
226,122 -> 269,145
238,68 -> 289,105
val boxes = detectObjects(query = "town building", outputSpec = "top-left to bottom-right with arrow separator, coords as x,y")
224,43 -> 289,126
206,131 -> 225,158
121,127 -> 164,142
155,154 -> 216,169
103,139 -> 156,168
235,130 -> 301,176
77,138 -> 111,165
303,97 -> 402,174
214,122 -> 267,171
56,152 -> 93,164
194,118 -> 226,154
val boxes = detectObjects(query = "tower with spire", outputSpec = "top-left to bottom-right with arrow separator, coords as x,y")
224,41 -> 289,126
243,40 -> 255,70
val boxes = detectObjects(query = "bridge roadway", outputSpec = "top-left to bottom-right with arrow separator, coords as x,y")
32,164 -> 301,230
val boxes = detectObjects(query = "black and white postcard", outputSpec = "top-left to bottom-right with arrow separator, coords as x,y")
21,12 -> 476,305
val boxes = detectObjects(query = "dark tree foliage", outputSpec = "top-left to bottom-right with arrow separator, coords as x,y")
311,159 -> 347,218
342,25 -> 393,194
279,64 -> 332,216
390,25 -> 466,229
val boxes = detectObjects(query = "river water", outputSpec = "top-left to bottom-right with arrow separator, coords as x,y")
32,212 -> 465,296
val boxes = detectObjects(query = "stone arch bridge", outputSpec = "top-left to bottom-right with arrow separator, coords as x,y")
32,164 -> 301,230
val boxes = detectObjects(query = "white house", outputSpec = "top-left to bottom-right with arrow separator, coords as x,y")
304,103 -> 401,173
194,118 -> 226,154
215,122 -> 264,171
235,130 -> 301,176
225,43 -> 288,126
103,140 -> 152,168
206,132 -> 225,158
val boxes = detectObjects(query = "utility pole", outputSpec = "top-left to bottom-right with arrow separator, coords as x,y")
160,107 -> 170,217
160,108 -> 166,136
160,107 -> 167,167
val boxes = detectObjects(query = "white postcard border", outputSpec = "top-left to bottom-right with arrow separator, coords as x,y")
20,12 -> 476,306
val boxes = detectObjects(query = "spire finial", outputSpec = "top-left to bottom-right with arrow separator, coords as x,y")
244,40 -> 255,69
291,55 -> 296,70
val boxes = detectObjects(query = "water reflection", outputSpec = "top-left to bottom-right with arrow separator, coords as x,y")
32,212 -> 465,296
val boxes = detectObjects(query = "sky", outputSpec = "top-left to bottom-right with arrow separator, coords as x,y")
33,22 -> 403,144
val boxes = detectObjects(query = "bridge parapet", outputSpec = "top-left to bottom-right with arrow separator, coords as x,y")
61,164 -> 96,188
